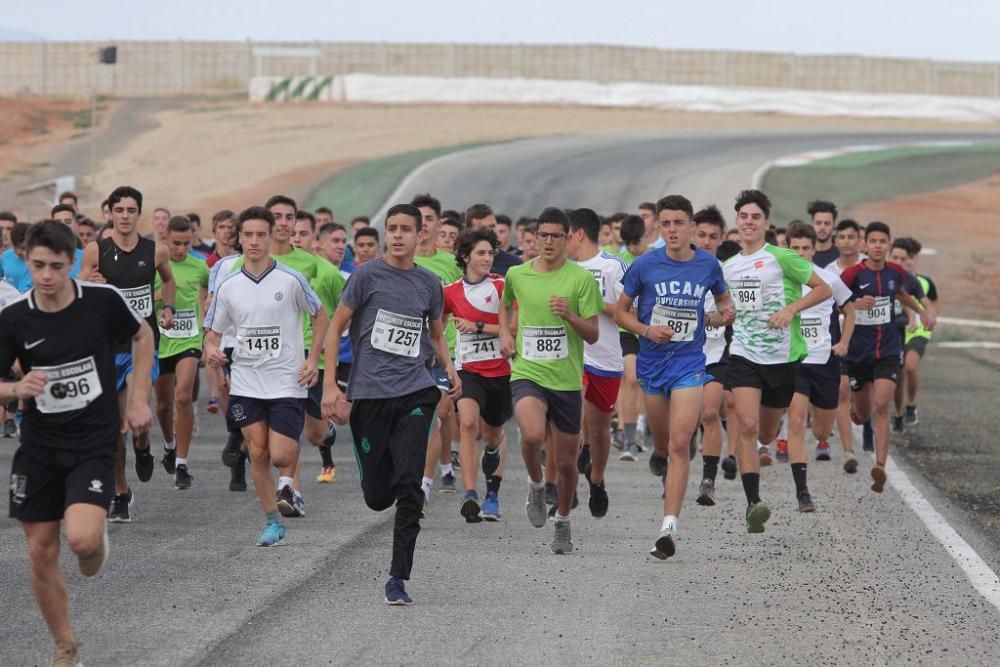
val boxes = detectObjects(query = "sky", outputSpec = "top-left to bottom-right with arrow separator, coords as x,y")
2,0 -> 999,63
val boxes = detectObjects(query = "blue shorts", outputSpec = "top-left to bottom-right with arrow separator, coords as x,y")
227,396 -> 305,442
430,363 -> 451,391
638,369 -> 706,398
115,352 -> 160,392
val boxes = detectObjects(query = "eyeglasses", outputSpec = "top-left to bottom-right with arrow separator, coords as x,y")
537,232 -> 566,241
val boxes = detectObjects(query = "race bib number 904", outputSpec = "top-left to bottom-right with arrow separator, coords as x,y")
731,278 -> 762,312
370,309 -> 422,358
856,296 -> 891,326
33,357 -> 103,414
237,325 -> 281,363
121,285 -> 153,318
522,326 -> 568,361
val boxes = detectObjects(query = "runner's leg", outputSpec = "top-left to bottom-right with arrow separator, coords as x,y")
23,521 -> 73,644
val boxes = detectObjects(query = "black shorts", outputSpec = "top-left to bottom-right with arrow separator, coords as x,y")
510,379 -> 582,435
725,355 -> 799,410
619,331 -> 639,357
305,370 -> 324,420
9,444 -> 115,522
794,358 -> 840,410
335,363 -> 351,391
227,396 -> 305,441
848,356 -> 901,391
706,361 -> 728,386
158,348 -> 202,376
458,371 -> 512,427
905,337 -> 929,359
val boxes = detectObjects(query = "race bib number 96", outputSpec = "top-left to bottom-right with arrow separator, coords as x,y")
33,357 -> 103,414
522,326 -> 568,361
371,309 -> 422,358
121,285 -> 153,317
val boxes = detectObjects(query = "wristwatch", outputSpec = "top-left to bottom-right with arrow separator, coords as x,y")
475,320 -> 485,334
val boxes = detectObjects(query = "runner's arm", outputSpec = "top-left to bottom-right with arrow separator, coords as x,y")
707,291 -> 736,327
154,242 -> 176,309
897,289 -> 936,330
833,302 -> 857,356
127,321 -> 155,407
321,302 -> 354,381
499,301 -> 517,358
77,241 -> 101,282
307,308 -> 329,368
770,271 -> 832,328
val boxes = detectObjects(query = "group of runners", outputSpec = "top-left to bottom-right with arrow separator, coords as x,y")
1,186 -> 939,665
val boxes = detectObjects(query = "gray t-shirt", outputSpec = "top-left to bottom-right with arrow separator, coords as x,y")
341,257 -> 443,400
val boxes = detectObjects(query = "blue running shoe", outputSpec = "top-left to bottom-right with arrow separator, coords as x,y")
256,521 -> 286,547
480,491 -> 501,521
384,576 -> 413,605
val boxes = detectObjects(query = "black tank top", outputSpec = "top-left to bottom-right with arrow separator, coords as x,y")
98,236 -> 159,350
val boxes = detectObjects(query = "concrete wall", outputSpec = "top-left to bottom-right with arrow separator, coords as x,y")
1,40 -> 998,98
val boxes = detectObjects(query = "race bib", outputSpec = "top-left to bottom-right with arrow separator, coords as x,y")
370,309 -> 422,358
458,332 -> 502,363
121,285 -> 153,317
237,325 -> 281,362
705,324 -> 724,340
588,268 -> 606,297
160,308 -> 198,339
33,357 -> 103,414
856,296 -> 891,326
522,326 -> 568,360
650,305 -> 697,342
800,316 -> 824,348
731,278 -> 763,311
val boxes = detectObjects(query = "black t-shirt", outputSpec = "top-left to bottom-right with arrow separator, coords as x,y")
98,235 -> 158,351
813,246 -> 839,268
0,281 -> 142,451
490,249 -> 523,276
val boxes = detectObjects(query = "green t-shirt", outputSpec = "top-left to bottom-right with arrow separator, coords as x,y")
414,249 -> 462,354
312,256 -> 345,370
502,258 -> 604,391
158,255 -> 209,358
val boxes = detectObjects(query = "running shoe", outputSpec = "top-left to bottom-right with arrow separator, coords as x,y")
162,446 -> 177,475
450,450 -> 461,469
775,439 -> 789,463
721,455 -> 738,480
480,490 -> 501,521
222,431 -> 244,468
291,492 -> 306,518
695,478 -> 716,506
461,490 -> 482,523
439,472 -> 457,493
551,520 -> 573,554
843,452 -> 858,474
78,521 -> 109,577
611,429 -> 625,452
649,524 -> 677,560
746,500 -> 771,534
2,419 -> 16,438
134,444 -> 155,482
588,478 -> 608,518
51,639 -> 81,667
525,485 -> 547,528
891,416 -> 904,435
108,489 -> 133,523
619,442 -> 640,462
815,441 -> 831,461
648,451 -> 668,477
862,421 -> 874,452
384,576 -> 413,605
174,464 -> 193,490
870,464 -> 887,493
481,446 -> 501,477
230,459 -> 248,492
797,491 -> 816,513
904,405 -> 919,427
544,481 -> 558,505
758,445 -> 773,466
577,444 -> 591,475
316,465 -> 336,483
256,521 -> 286,547
276,485 -> 296,517
206,397 -> 220,414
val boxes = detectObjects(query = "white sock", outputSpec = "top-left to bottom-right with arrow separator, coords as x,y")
176,457 -> 188,467
164,440 -> 176,450
529,479 -> 545,490
661,515 -> 678,533
421,476 -> 433,493
757,439 -> 768,450
554,512 -> 569,522
278,476 -> 294,491
440,463 -> 454,477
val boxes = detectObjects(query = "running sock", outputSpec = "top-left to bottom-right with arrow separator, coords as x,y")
278,476 -> 294,491
741,472 -> 761,505
486,475 -> 502,494
623,423 -> 638,444
702,455 -> 720,481
164,440 -> 176,451
421,476 -> 434,495
176,457 -> 188,467
660,515 -> 677,533
791,463 -> 808,495
265,510 -> 281,523
529,479 -> 545,490
554,512 -> 569,522
440,463 -> 454,477
319,444 -> 334,467
756,439 -> 767,450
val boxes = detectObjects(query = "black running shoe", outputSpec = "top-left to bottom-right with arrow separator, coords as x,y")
108,490 -> 133,523
797,491 -> 816,513
721,455 -> 738,480
134,445 -> 155,482
696,478 -> 716,506
891,416 -> 904,435
588,479 -> 608,518
174,464 -> 192,490
222,431 -> 244,468
229,459 -> 247,492
648,451 -> 668,477
162,447 -> 177,475
577,444 -> 591,475
276,485 -> 296,517
3,419 -> 16,438
450,450 -> 461,469
460,491 -> 482,523
862,420 -> 874,452
544,482 -> 558,506
481,446 -> 501,477
904,405 -> 919,427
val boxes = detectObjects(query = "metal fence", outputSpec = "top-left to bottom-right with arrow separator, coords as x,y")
1,40 -> 998,98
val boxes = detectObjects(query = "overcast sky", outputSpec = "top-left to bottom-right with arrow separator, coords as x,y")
3,0 -> 999,63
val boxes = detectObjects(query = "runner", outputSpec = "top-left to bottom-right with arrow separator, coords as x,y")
615,195 -> 733,558
808,200 -> 840,267
0,222 -> 32,292
203,205 -> 326,545
79,185 -> 175,523
723,190 -> 832,533
840,222 -> 935,493
322,203 -> 458,604
465,204 -> 522,276
443,227 -> 510,522
637,201 -> 659,248
2,220 -> 154,667
352,227 -> 380,266
205,210 -> 236,269
0,211 -> 17,250
151,208 -> 171,243
437,216 -> 462,253
76,219 -> 97,247
499,207 -> 602,554
616,214 -> 649,460
567,207 -> 626,518
155,216 -> 209,489
784,223 -> 857,507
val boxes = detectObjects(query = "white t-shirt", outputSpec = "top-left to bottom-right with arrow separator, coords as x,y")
208,254 -> 242,350
702,260 -> 727,365
824,254 -> 865,277
205,261 -> 321,399
577,251 -> 626,375
800,265 -> 853,365
0,279 -> 22,311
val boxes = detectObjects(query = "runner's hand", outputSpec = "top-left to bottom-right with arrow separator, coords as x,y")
204,346 -> 229,368
645,325 -> 673,344
767,307 -> 794,328
14,371 -> 47,399
159,308 -> 174,330
126,399 -> 154,435
500,333 -> 516,359
446,366 -> 462,400
88,270 -> 107,284
322,386 -> 351,425
298,359 -> 319,387
549,296 -> 571,319
454,318 -> 477,334
919,310 -> 936,331
831,341 -> 848,357
857,295 -> 876,310
720,304 -> 737,326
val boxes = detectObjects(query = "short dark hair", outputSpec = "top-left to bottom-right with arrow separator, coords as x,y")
355,226 -> 379,243
77,218 -> 97,231
638,202 -> 656,214
99,199 -> 109,211
607,212 -> 628,224
693,205 -> 726,232
385,203 -> 423,231
265,195 -> 297,211
11,222 -> 31,248
735,189 -> 771,219
410,194 -> 442,217
350,215 -> 370,226
315,206 -> 333,217
186,212 -> 201,225
454,228 -> 499,272
537,207 -> 570,232
0,212 -> 17,223
167,216 -> 192,234
26,220 -> 77,260
515,217 -> 534,230
441,209 -> 462,224
108,186 -> 143,213
153,207 -> 171,218
620,214 -> 646,245
892,237 -> 922,256
211,209 -> 235,231
441,217 -> 463,232
465,203 -> 494,223
51,203 -> 76,218
835,219 -> 861,235
807,200 -> 838,221
568,207 -> 601,243
318,222 -> 345,238
764,229 -> 778,245
295,210 -> 316,231
786,221 -> 816,245
655,195 -> 693,219
865,221 -> 891,240
717,240 -> 742,262
58,190 -> 78,204
775,227 -> 787,236
496,214 -> 512,228
238,206 -> 275,231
